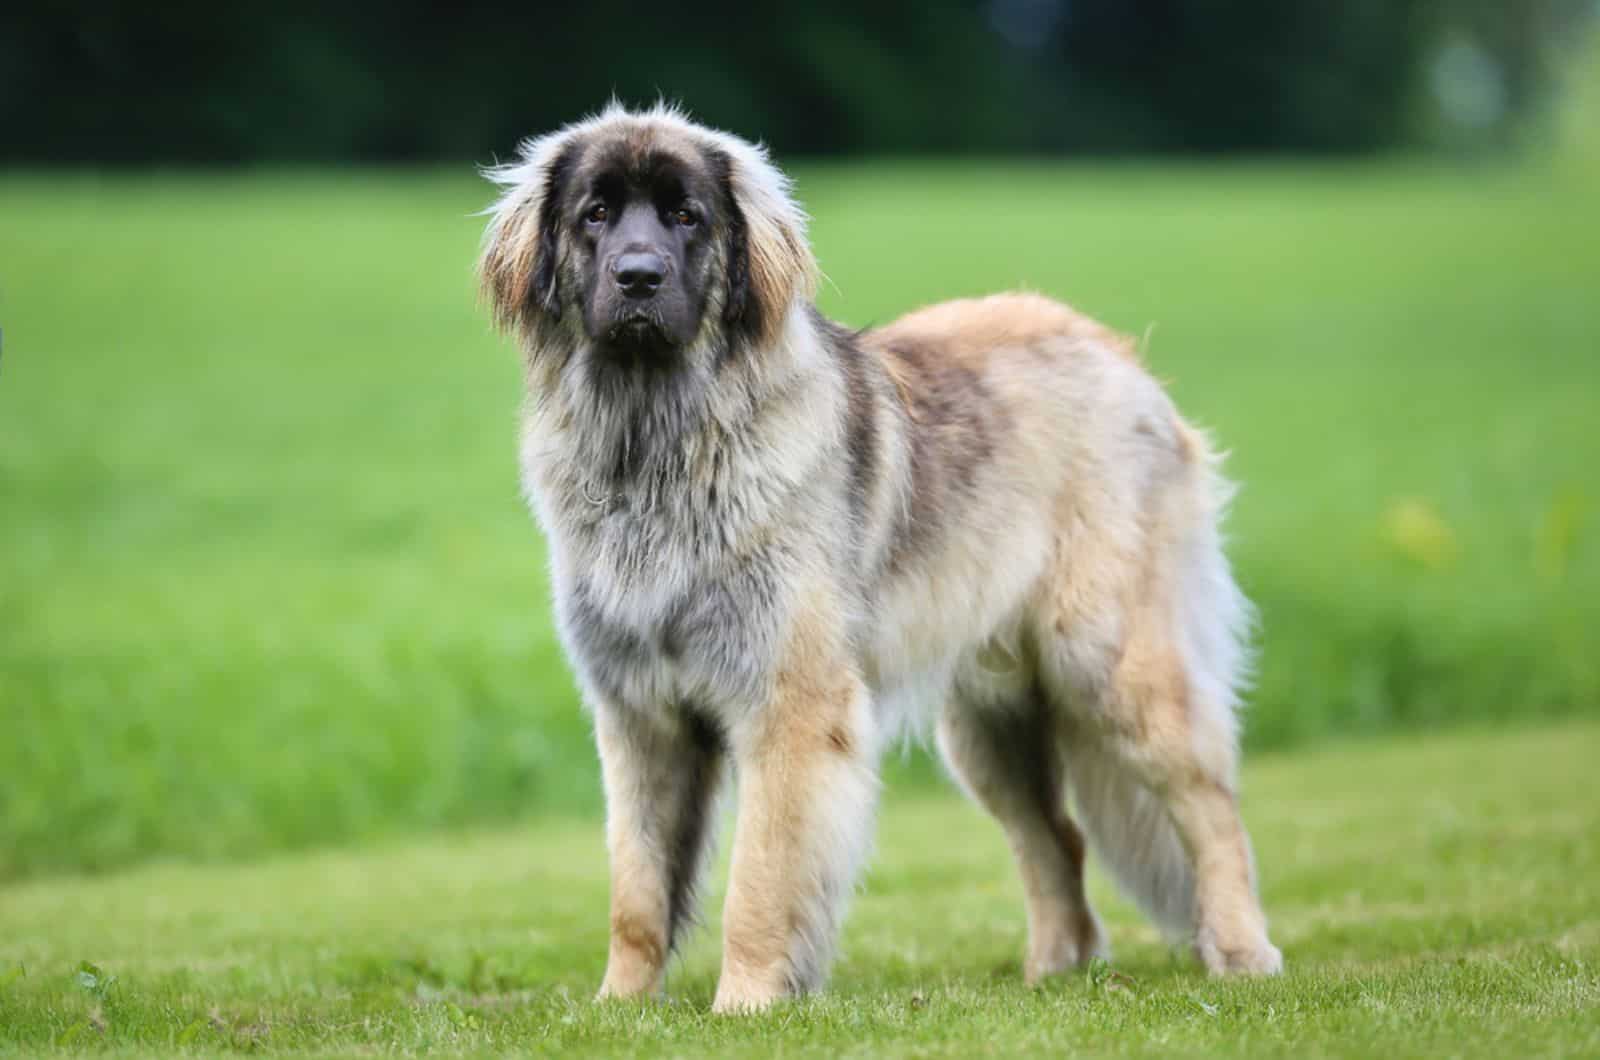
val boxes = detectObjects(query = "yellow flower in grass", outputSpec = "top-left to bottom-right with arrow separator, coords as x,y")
1534,488 -> 1589,583
1380,498 -> 1459,571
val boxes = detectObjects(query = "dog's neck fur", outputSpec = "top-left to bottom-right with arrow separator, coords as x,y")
520,303 -> 846,563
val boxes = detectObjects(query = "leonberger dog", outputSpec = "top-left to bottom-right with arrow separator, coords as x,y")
479,103 -> 1281,1012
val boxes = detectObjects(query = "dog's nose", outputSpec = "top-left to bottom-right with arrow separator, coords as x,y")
613,252 -> 666,299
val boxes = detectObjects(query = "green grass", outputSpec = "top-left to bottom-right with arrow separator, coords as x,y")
1,722 -> 1596,1057
2,155 -> 1598,879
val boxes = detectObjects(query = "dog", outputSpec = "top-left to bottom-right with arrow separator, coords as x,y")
479,103 -> 1281,1013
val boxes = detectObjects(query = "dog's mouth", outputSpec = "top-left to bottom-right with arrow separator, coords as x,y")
610,314 -> 660,340
601,313 -> 676,357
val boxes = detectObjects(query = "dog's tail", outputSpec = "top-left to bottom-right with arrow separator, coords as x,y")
1063,743 -> 1196,940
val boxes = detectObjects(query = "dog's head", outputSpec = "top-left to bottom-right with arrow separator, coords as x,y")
480,104 -> 817,368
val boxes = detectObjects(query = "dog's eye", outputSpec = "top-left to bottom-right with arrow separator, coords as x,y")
673,207 -> 698,228
584,203 -> 608,225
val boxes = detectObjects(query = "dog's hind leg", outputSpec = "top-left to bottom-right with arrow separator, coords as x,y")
1061,668 -> 1281,976
1057,697 -> 1281,975
937,672 -> 1105,982
593,703 -> 726,1000
1040,444 -> 1281,976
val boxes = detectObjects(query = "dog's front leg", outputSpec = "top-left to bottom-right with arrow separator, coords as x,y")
593,703 -> 725,1000
713,635 -> 879,1013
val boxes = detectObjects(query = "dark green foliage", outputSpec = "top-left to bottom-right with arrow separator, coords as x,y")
0,1 -> 1589,162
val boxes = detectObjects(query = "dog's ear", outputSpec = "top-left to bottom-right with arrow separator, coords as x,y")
713,140 -> 818,348
479,136 -> 579,339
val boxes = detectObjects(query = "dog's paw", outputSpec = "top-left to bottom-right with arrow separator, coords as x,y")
594,982 -> 656,1003
595,961 -> 664,1002
1024,911 -> 1109,984
1196,928 -> 1283,976
711,981 -> 786,1015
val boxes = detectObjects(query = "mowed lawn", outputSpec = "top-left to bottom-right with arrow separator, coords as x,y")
2,153 -> 1598,881
2,722 -> 1597,1057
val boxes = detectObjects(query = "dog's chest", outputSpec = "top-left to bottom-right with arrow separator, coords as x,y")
535,466 -> 789,715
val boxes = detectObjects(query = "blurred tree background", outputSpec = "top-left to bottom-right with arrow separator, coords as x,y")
2,0 -> 1594,163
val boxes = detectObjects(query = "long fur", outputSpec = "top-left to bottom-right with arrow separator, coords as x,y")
1064,440 -> 1258,940
478,104 -> 1281,1012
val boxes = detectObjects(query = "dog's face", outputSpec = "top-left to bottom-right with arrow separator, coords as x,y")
480,105 -> 818,370
569,144 -> 720,360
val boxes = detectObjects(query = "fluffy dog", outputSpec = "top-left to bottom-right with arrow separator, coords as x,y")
479,103 -> 1281,1013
